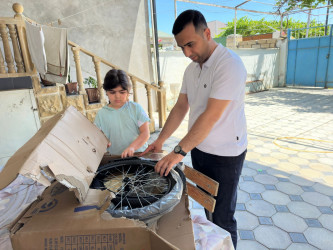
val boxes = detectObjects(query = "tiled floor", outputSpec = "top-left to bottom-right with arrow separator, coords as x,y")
149,87 -> 333,250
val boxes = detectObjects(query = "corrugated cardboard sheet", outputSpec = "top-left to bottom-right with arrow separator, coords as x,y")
0,106 -> 109,203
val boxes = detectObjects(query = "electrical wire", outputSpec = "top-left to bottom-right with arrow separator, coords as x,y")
273,137 -> 333,153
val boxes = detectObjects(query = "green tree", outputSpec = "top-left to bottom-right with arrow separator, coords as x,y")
217,16 -> 325,39
276,0 -> 330,11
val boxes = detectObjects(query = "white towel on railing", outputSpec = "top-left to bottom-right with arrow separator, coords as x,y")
25,21 -> 47,74
42,25 -> 68,84
25,21 -> 68,84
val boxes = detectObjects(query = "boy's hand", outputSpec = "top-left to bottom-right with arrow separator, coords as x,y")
121,147 -> 135,158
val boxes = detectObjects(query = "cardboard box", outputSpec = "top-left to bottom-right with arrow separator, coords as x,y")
0,106 -> 195,250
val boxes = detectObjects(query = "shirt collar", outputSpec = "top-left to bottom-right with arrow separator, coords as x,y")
195,44 -> 221,69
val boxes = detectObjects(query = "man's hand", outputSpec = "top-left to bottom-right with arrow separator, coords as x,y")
155,152 -> 184,176
139,140 -> 163,156
121,147 -> 135,158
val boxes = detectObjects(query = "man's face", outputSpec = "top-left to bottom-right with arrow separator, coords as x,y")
175,23 -> 210,65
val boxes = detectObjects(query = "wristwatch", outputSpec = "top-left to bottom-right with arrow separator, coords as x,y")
174,145 -> 187,156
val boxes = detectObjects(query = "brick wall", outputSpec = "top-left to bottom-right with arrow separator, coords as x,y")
238,38 -> 277,49
243,33 -> 273,41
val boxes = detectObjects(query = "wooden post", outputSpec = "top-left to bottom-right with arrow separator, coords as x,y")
71,47 -> 85,94
158,81 -> 166,127
93,56 -> 106,104
145,84 -> 155,132
13,3 -> 34,73
8,24 -> 25,73
0,24 -> 15,73
130,76 -> 138,103
0,48 -> 6,73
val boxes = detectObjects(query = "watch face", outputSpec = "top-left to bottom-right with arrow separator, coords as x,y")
174,145 -> 181,153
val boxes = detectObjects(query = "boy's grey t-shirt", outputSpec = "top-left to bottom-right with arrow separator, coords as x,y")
94,101 -> 150,155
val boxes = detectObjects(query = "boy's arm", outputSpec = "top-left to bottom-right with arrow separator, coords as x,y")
121,122 -> 150,158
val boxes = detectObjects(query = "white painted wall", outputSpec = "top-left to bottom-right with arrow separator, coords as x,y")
234,48 -> 280,88
159,45 -> 287,108
0,89 -> 40,166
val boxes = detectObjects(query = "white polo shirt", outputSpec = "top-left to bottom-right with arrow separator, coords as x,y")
180,44 -> 247,156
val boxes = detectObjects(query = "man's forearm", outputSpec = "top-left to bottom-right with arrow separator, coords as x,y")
158,105 -> 188,143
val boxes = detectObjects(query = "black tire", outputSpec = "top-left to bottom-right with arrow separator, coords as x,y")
90,158 -> 185,223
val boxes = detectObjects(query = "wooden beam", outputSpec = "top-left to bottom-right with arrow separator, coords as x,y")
183,165 -> 219,196
186,182 -> 216,212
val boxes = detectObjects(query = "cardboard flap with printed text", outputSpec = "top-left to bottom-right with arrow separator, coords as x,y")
0,106 -> 109,203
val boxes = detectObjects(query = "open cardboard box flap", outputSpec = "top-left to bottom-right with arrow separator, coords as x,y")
0,106 -> 109,202
10,181 -> 185,250
1,106 -> 195,249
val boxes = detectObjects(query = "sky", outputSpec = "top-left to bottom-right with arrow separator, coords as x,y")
151,0 -> 333,35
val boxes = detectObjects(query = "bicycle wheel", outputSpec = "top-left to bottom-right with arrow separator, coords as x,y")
91,158 -> 184,223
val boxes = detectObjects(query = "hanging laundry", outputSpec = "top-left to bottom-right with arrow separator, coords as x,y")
25,21 -> 47,75
42,25 -> 68,84
25,22 -> 69,84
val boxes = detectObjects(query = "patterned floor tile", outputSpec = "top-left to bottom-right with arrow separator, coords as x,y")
239,230 -> 255,240
318,206 -> 333,214
304,218 -> 323,228
243,176 -> 254,181
304,228 -> 333,249
239,181 -> 265,193
254,225 -> 291,249
272,213 -> 307,232
318,214 -> 333,231
254,174 -> 279,185
235,211 -> 259,230
262,190 -> 291,205
237,240 -> 269,250
237,190 -> 251,203
264,184 -> 277,190
288,202 -> 321,219
289,195 -> 303,201
250,193 -> 263,200
276,182 -> 303,195
301,186 -> 315,192
258,216 -> 273,225
301,192 -> 332,206
236,203 -> 246,211
289,233 -> 308,243
286,243 -> 318,250
275,205 -> 289,213
246,200 -> 276,217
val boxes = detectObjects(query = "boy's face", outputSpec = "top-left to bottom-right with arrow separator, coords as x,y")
106,85 -> 129,109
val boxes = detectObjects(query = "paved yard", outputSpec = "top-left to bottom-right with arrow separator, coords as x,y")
150,87 -> 333,250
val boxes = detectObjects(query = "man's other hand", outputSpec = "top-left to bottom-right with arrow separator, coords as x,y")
155,152 -> 184,176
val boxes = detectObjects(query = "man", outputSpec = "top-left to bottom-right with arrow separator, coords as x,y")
141,10 -> 247,248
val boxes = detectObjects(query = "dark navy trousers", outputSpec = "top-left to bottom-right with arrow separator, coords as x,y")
191,147 -> 247,249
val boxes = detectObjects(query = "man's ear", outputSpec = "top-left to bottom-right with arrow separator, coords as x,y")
204,27 -> 211,40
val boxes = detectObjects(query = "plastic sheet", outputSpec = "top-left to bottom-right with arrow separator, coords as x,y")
0,166 -> 46,250
106,169 -> 183,224
192,215 -> 235,250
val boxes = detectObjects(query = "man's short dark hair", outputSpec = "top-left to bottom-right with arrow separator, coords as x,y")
172,10 -> 207,36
